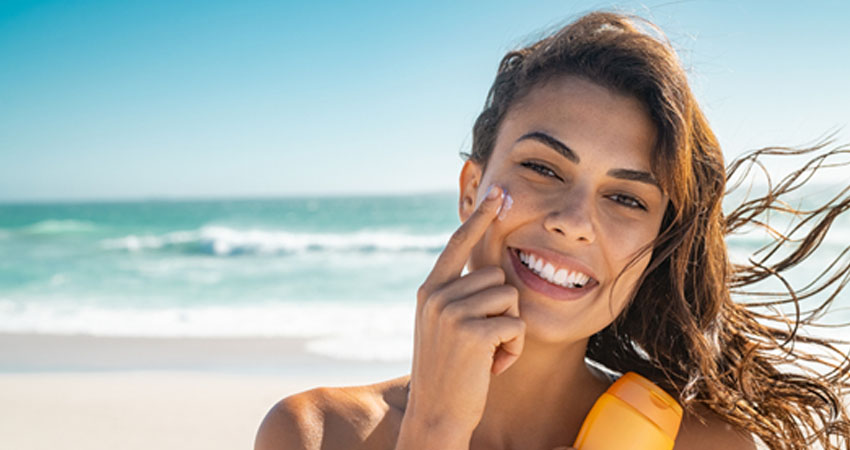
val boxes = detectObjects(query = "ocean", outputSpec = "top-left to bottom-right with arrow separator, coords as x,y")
1,191 -> 848,363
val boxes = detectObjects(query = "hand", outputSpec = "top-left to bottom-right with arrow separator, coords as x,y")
404,185 -> 527,438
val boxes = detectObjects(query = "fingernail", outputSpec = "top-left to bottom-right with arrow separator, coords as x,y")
497,191 -> 513,221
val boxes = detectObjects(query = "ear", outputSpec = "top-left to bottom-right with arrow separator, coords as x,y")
458,160 -> 483,222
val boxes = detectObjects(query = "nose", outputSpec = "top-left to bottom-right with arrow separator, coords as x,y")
543,189 -> 596,244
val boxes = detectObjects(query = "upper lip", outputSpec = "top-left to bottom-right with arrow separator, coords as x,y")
511,246 -> 600,282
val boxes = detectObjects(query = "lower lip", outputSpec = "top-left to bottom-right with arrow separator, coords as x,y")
508,248 -> 599,301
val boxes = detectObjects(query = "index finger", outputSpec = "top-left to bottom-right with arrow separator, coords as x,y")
424,185 -> 504,288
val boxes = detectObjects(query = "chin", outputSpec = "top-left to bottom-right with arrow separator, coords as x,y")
513,293 -> 605,346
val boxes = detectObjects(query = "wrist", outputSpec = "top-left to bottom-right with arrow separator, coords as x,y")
395,410 -> 473,450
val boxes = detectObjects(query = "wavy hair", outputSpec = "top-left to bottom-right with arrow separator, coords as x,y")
466,11 -> 850,449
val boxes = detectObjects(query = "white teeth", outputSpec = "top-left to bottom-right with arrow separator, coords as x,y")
518,250 -> 593,289
533,258 -> 544,273
541,263 -> 555,281
554,269 -> 567,285
576,273 -> 590,285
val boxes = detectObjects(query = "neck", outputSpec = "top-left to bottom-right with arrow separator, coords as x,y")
470,337 -> 611,450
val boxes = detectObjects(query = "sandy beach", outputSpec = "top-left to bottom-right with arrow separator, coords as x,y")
0,333 -> 410,450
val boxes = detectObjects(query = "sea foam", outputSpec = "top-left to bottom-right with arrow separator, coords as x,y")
20,220 -> 99,234
0,299 -> 416,362
101,226 -> 450,256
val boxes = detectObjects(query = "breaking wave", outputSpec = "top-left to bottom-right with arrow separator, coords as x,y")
18,220 -> 100,234
101,226 -> 450,256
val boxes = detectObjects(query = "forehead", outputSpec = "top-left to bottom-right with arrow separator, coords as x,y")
493,75 -> 657,171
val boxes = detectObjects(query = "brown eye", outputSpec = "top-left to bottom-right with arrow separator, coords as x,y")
609,193 -> 646,210
521,161 -> 563,181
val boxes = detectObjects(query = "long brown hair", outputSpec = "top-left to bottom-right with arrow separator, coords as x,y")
467,11 -> 850,449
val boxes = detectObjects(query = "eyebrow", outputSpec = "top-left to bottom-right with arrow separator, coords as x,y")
516,130 -> 661,190
607,168 -> 660,188
517,131 -> 579,163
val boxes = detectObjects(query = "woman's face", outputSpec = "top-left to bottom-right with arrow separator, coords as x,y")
460,75 -> 668,345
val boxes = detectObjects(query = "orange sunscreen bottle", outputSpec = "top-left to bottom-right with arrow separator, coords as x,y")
573,371 -> 683,450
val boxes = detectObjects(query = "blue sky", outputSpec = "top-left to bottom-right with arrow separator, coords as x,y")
1,0 -> 848,201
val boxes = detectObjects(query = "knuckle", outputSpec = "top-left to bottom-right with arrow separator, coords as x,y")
486,284 -> 516,300
441,300 -> 466,322
421,288 -> 450,318
499,284 -> 519,298
421,296 -> 437,317
416,284 -> 431,303
420,294 -> 439,318
448,227 -> 469,248
479,266 -> 505,283
493,316 -> 524,336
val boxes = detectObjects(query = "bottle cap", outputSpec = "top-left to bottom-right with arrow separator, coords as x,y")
608,372 -> 683,439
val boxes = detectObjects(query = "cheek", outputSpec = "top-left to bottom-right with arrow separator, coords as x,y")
466,183 -> 546,270
473,175 -> 550,234
600,214 -> 656,268
494,181 -> 552,221
598,213 -> 657,285
602,230 -> 655,317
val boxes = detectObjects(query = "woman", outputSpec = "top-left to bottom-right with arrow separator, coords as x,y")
256,11 -> 850,449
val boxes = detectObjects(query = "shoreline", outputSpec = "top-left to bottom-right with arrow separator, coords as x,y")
0,332 -> 410,377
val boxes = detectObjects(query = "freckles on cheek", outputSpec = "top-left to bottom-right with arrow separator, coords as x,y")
497,182 -> 547,220
606,216 -> 652,252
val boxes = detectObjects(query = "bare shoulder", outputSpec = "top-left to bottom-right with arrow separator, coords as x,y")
254,375 -> 409,450
674,405 -> 758,450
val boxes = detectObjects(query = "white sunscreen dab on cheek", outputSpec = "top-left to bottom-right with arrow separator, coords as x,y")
497,190 -> 513,221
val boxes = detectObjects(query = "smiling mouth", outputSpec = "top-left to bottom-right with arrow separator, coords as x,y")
512,248 -> 598,290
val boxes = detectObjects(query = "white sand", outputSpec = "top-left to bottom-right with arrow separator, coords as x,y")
0,334 -> 410,450
0,371 -> 301,450
3,334 -> 844,449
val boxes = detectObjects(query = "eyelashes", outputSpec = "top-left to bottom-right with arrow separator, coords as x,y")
519,160 -> 647,211
609,193 -> 646,210
520,161 -> 562,180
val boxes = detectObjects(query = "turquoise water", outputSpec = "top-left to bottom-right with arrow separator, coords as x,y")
1,191 -> 848,361
0,195 -> 456,360
0,195 -> 455,304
